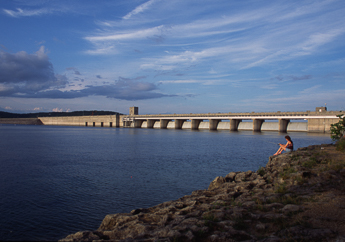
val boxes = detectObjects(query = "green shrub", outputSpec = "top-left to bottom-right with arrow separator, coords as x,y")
336,138 -> 345,152
330,114 -> 345,142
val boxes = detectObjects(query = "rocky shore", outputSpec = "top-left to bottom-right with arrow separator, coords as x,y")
60,144 -> 345,242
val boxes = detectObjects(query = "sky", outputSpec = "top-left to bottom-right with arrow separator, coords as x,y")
0,0 -> 345,115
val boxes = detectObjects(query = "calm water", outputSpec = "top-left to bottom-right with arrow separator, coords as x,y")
0,124 -> 332,241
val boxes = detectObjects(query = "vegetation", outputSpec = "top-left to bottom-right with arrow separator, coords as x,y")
280,166 -> 296,179
336,138 -> 345,152
257,166 -> 266,176
275,182 -> 288,194
330,114 -> 345,142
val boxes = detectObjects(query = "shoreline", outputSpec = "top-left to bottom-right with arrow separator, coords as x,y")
60,144 -> 345,241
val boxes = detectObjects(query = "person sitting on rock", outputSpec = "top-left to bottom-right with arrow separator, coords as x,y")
274,135 -> 293,155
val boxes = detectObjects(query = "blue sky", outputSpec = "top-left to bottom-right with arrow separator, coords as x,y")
0,0 -> 344,114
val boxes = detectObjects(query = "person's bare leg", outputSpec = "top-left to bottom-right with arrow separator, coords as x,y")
274,147 -> 283,155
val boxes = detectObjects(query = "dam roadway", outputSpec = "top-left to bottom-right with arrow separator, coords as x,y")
33,106 -> 343,133
122,107 -> 342,133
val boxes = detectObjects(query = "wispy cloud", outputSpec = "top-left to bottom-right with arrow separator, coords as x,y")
158,80 -> 200,84
85,25 -> 166,42
239,87 -> 345,111
123,0 -> 159,20
299,28 -> 345,53
2,0 -> 345,112
3,8 -> 50,17
85,0 -> 345,75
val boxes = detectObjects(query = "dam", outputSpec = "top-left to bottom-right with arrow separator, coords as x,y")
35,106 -> 343,133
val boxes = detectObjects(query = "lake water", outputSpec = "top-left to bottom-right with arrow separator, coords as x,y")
0,124 -> 332,241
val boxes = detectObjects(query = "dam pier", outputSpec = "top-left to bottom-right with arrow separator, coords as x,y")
35,107 -> 343,133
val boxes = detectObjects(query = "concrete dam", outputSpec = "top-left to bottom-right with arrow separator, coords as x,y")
35,106 -> 343,133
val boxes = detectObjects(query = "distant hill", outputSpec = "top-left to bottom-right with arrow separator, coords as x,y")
0,110 -> 123,118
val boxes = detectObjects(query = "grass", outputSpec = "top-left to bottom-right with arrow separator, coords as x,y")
302,151 -> 333,168
294,175 -> 307,185
203,213 -> 218,224
302,157 -> 319,168
291,154 -> 301,161
233,217 -> 247,230
256,204 -> 268,212
280,166 -> 296,179
266,195 -> 293,205
195,230 -> 207,240
293,216 -> 313,229
257,166 -> 266,176
231,200 -> 243,207
275,182 -> 288,194
203,213 -> 219,231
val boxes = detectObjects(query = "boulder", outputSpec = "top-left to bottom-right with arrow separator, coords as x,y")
208,176 -> 226,190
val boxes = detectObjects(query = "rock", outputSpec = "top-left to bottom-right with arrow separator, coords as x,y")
245,170 -> 252,177
340,169 -> 345,176
264,203 -> 284,210
185,230 -> 194,240
277,226 -> 336,241
256,223 -> 266,231
60,144 -> 345,242
282,204 -> 301,214
235,172 -> 246,182
225,171 -> 237,181
242,201 -> 256,207
60,231 -> 109,241
208,176 -> 226,190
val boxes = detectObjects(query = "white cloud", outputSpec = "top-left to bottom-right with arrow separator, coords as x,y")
241,88 -> 345,109
85,25 -> 166,42
84,46 -> 116,55
123,0 -> 159,20
52,107 -> 63,112
276,0 -> 338,21
300,29 -> 345,52
299,85 -> 323,94
140,63 -> 176,71
158,80 -> 200,84
3,8 -> 50,17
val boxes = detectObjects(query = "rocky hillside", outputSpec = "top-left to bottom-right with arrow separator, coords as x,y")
60,144 -> 345,242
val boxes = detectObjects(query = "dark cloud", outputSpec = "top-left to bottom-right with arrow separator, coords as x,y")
4,75 -> 176,100
0,47 -> 68,95
66,67 -> 81,75
288,75 -> 312,81
272,75 -> 284,81
73,77 -> 84,82
80,77 -> 176,100
96,75 -> 102,79
272,75 -> 312,82
148,35 -> 165,44
0,48 -> 177,101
